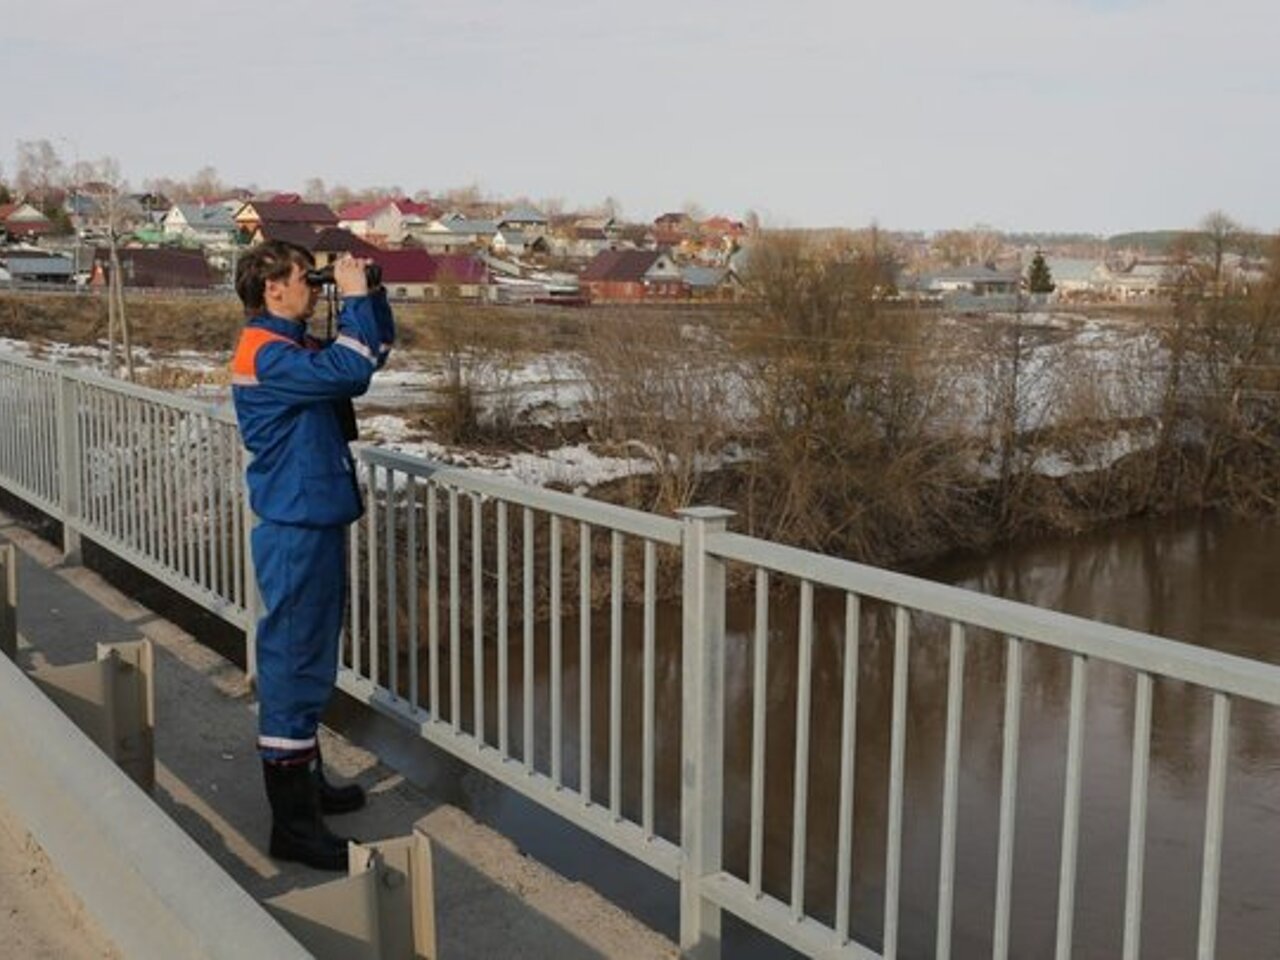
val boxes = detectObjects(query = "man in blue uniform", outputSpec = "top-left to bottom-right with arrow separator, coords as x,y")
231,240 -> 394,870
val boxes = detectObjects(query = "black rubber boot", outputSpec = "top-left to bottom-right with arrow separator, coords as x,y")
263,759 -> 352,871
314,745 -> 366,816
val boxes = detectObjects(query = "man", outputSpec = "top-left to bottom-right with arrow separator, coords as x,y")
231,240 -> 394,870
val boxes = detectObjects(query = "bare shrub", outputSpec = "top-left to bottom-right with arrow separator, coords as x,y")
735,230 -> 978,562
580,311 -> 733,515
423,306 -> 551,446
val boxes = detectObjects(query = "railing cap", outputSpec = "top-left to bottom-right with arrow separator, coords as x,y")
677,506 -> 736,523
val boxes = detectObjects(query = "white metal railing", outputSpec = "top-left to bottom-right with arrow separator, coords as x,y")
340,447 -> 686,881
0,354 -> 251,634
1,349 -> 1279,959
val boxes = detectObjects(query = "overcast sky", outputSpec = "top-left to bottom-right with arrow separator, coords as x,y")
4,0 -> 1276,235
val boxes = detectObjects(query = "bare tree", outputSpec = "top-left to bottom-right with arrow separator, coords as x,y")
681,200 -> 706,222
443,183 -> 483,209
95,156 -> 135,381
188,165 -> 224,200
930,225 -> 1004,268
1199,210 -> 1242,293
14,139 -> 63,212
600,195 -> 623,222
302,177 -> 328,202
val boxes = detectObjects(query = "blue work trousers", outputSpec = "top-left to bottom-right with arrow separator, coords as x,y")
251,522 -> 347,762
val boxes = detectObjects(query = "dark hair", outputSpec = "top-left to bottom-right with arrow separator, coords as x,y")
235,240 -> 315,313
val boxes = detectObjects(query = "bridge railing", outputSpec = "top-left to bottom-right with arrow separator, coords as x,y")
0,353 -> 252,631
2,349 -> 1280,959
696,532 -> 1280,960
341,446 -> 686,882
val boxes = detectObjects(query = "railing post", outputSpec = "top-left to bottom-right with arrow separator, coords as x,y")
678,505 -> 734,960
241,473 -> 260,686
56,375 -> 82,564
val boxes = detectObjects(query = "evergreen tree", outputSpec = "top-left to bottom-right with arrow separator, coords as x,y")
1028,250 -> 1055,294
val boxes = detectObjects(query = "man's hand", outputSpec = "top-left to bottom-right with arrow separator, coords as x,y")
333,255 -> 369,298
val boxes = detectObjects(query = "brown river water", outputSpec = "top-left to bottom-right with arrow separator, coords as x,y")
335,511 -> 1280,958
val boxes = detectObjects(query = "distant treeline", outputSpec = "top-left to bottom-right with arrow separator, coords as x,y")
1107,229 -> 1270,256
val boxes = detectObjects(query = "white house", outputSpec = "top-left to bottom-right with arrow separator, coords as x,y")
413,214 -> 499,253
161,203 -> 239,246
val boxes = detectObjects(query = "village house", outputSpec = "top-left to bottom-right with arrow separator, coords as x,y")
71,185 -> 152,234
234,199 -> 338,238
922,264 -> 1022,297
253,221 -> 320,249
337,198 -> 438,246
311,227 -> 381,266
161,203 -> 239,247
245,223 -> 379,268
1041,258 -> 1110,301
90,248 -> 212,289
580,249 -> 686,301
652,212 -> 695,247
548,217 -> 625,260
0,202 -> 55,241
0,249 -> 74,284
64,195 -> 106,236
412,213 -> 500,254
1097,261 -> 1170,300
680,264 -> 741,301
497,206 -> 549,238
365,249 -> 489,300
424,253 -> 490,300
491,228 -> 550,258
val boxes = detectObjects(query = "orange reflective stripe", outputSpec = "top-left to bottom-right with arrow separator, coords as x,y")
230,327 -> 294,382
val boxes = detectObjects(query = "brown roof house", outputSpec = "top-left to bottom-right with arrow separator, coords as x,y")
253,221 -> 319,249
235,199 -> 339,239
579,250 -> 686,302
424,253 -> 489,300
91,248 -> 212,289
311,227 -> 381,266
365,250 -> 489,300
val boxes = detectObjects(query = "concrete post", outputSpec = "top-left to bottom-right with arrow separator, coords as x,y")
678,505 -> 734,960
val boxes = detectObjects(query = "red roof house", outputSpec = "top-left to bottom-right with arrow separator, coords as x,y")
366,249 -> 489,300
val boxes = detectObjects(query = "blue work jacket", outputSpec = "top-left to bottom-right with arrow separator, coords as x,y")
230,291 -> 394,527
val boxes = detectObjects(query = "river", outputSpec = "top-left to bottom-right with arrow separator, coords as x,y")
335,511 -> 1280,958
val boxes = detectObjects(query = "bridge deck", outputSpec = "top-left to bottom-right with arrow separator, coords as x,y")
0,512 -> 676,959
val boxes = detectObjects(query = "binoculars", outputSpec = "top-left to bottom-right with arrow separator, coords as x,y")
305,262 -> 383,289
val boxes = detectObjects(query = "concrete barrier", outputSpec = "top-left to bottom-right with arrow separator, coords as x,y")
0,650 -> 312,960
0,543 -> 14,660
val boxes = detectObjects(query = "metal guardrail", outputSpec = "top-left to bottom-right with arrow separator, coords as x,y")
2,349 -> 1279,959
